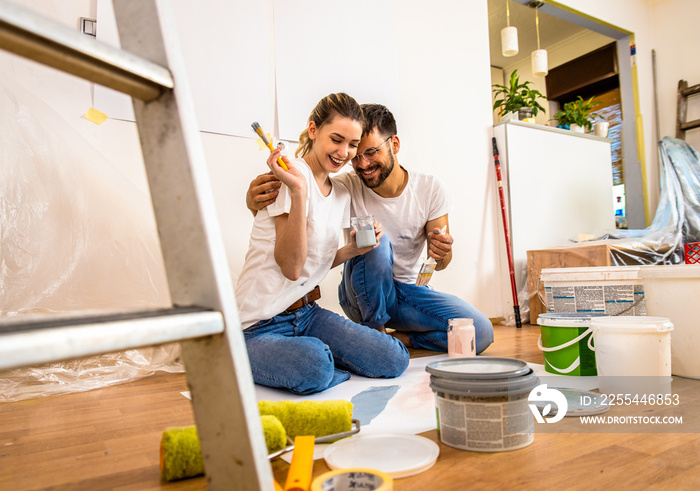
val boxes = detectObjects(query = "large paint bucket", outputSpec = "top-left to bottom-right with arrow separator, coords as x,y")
426,357 -> 539,452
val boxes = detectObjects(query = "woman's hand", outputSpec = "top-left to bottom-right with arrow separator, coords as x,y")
351,219 -> 383,254
332,220 -> 383,268
267,147 -> 306,197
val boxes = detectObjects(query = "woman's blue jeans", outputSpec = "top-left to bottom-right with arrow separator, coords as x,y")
243,303 -> 409,394
338,237 -> 494,353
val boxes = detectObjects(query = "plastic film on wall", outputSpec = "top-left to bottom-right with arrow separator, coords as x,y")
0,80 -> 180,402
588,137 -> 700,265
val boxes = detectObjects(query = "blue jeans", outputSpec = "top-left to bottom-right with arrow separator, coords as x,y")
339,237 -> 494,353
243,303 -> 410,394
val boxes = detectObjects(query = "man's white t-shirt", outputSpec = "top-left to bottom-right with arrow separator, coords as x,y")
236,158 -> 351,329
333,168 -> 451,284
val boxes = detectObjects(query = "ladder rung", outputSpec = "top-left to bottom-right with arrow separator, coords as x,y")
0,307 -> 225,371
680,119 -> 700,131
0,0 -> 173,101
681,83 -> 700,97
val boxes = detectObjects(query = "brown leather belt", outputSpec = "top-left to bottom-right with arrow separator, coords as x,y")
285,285 -> 321,312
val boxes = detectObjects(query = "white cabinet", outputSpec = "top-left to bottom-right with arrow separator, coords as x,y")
492,121 -> 615,319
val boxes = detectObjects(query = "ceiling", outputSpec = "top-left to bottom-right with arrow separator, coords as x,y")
487,0 -> 590,69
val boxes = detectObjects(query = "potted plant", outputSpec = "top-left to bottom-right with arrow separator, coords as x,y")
553,96 -> 604,133
492,69 -> 546,122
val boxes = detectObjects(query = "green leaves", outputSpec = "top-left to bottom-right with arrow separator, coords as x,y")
553,96 -> 604,130
491,69 -> 546,117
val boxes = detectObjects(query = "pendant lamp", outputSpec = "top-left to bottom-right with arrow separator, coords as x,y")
501,0 -> 518,57
531,4 -> 548,76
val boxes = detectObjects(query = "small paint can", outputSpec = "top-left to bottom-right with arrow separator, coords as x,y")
447,318 -> 475,358
426,357 -> 539,452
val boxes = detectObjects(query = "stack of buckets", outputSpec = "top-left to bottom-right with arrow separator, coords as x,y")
537,264 -> 700,387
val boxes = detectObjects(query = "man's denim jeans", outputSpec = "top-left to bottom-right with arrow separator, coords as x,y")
339,237 -> 494,353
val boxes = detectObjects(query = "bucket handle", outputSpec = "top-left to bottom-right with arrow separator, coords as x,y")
537,327 -> 593,352
544,355 -> 581,374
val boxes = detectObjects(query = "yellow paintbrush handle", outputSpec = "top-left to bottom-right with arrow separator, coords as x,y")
252,121 -> 289,170
264,141 -> 290,171
284,435 -> 315,491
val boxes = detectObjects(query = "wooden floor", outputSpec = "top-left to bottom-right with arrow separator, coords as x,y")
1,323 -> 699,490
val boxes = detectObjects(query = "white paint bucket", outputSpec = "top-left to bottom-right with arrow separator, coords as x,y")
639,265 -> 700,379
426,357 -> 539,452
540,266 -> 646,315
590,316 -> 674,395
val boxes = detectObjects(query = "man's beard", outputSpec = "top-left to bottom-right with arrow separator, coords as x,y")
358,152 -> 395,189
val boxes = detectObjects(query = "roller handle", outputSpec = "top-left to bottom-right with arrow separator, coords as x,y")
284,435 -> 315,491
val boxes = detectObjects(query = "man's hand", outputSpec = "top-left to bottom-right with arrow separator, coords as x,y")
246,172 -> 281,215
427,227 -> 453,270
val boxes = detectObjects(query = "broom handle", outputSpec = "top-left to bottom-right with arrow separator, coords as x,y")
492,137 -> 522,328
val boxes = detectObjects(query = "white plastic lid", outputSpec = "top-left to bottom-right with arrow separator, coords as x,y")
532,388 -> 610,416
541,266 -> 642,281
590,315 -> 674,333
537,312 -> 608,328
323,434 -> 439,479
638,264 -> 700,278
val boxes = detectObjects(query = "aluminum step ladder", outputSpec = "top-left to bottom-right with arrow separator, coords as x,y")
0,1 -> 272,489
676,79 -> 700,140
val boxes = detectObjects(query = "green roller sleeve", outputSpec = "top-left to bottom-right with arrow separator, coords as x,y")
257,399 -> 353,439
160,415 -> 286,482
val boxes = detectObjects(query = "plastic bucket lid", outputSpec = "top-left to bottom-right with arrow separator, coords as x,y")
638,264 -> 700,278
540,266 -> 642,282
537,312 -> 608,328
426,357 -> 538,397
590,316 -> 674,334
426,357 -> 530,379
429,371 -> 538,397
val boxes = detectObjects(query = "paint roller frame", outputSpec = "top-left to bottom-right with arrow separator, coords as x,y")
268,419 -> 361,460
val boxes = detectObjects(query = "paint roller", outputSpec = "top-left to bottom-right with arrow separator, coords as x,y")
160,400 -> 354,482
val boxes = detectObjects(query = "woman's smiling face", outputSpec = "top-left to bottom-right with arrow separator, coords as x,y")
307,114 -> 362,174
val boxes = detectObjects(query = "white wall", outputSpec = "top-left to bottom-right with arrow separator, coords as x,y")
2,0 -> 503,318
650,0 -> 700,152
4,0 -> 694,320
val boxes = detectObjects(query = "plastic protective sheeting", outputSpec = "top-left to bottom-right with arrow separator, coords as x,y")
591,137 -> 700,265
0,80 -> 181,402
515,137 -> 700,325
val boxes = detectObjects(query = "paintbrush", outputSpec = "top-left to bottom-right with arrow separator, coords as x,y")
251,121 -> 289,170
415,225 -> 447,287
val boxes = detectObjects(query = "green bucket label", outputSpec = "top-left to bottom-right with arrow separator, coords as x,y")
540,325 -> 597,376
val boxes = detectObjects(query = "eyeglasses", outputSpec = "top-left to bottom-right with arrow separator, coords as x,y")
352,136 -> 392,163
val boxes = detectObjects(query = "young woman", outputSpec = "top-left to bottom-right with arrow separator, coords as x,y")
235,93 -> 409,394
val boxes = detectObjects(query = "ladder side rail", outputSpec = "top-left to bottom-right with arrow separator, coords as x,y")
112,1 -> 273,489
677,79 -> 688,139
0,309 -> 224,371
0,0 -> 172,100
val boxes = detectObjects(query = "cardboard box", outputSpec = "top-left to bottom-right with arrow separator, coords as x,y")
527,241 -> 618,321
527,240 -> 677,321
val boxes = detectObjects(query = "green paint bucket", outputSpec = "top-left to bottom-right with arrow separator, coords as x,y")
536,313 -> 604,376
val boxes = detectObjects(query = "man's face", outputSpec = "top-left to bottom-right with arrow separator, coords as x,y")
351,129 -> 395,189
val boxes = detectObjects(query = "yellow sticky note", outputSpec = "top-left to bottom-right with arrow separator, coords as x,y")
256,132 -> 273,150
85,107 -> 108,125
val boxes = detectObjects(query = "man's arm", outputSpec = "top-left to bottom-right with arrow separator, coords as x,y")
246,172 -> 281,216
425,214 -> 452,271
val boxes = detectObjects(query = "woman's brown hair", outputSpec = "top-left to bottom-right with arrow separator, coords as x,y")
295,93 -> 364,158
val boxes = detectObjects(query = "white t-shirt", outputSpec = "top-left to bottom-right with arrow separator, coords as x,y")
333,168 -> 451,284
236,158 -> 351,329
